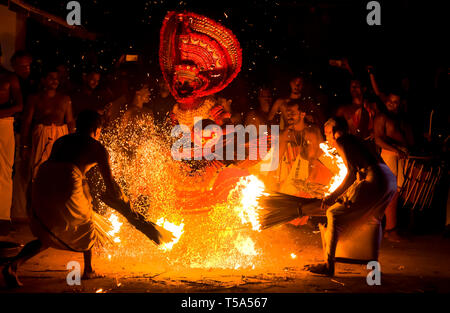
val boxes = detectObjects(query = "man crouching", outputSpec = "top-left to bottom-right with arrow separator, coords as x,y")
305,117 -> 397,276
2,110 -> 123,287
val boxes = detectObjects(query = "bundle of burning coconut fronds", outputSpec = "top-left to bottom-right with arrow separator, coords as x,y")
101,193 -> 174,245
258,192 -> 323,229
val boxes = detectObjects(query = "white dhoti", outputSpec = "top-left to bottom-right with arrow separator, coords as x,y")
323,163 -> 397,261
11,133 -> 31,220
30,161 -> 112,252
0,117 -> 15,221
31,124 -> 69,180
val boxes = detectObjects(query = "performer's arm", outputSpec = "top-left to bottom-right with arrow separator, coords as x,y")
96,145 -> 122,199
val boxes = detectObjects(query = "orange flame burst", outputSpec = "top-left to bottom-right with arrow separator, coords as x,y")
319,142 -> 347,195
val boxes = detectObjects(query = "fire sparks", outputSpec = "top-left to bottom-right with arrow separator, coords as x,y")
156,217 -> 185,251
232,175 -> 267,231
290,253 -> 297,259
98,114 -> 300,270
319,142 -> 347,195
108,213 -> 122,243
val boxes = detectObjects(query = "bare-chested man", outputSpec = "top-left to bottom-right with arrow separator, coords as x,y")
20,67 -> 75,180
2,110 -> 123,287
269,76 -> 304,128
0,46 -> 23,227
336,80 -> 367,136
374,91 -> 414,241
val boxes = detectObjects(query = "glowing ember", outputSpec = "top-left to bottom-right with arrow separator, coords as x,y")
108,213 -> 122,243
319,142 -> 347,195
290,253 -> 297,259
156,217 -> 185,251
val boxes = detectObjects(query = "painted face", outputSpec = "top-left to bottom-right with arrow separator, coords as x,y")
44,72 -> 59,90
385,94 -> 400,113
290,77 -> 304,94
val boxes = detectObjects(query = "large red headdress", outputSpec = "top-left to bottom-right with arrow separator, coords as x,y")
159,11 -> 242,106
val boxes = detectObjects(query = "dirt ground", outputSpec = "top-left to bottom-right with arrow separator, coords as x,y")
1,222 -> 450,294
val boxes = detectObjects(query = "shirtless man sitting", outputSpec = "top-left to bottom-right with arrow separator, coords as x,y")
2,110 -> 123,287
0,46 -> 23,230
20,67 -> 75,180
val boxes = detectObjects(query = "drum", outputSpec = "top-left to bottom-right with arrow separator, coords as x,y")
399,156 -> 444,211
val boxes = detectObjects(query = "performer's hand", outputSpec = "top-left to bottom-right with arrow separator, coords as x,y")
396,148 -> 408,159
321,195 -> 335,209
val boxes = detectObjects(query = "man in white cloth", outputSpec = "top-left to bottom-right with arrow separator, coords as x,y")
2,110 -> 123,287
0,44 -> 23,232
20,66 -> 75,181
305,117 -> 397,276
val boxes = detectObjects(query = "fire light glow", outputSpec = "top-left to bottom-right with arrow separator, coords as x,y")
156,217 -> 185,251
319,142 -> 347,195
96,114 -> 316,270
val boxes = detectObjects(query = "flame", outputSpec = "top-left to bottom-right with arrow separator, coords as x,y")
156,217 -> 184,251
108,213 -> 122,243
290,253 -> 297,259
319,142 -> 347,195
232,175 -> 267,231
234,233 -> 258,256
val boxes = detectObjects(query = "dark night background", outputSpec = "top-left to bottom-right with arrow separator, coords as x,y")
10,0 -> 449,137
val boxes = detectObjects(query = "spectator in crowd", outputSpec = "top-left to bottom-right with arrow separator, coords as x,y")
71,69 -> 113,121
10,51 -> 36,222
335,79 -> 367,136
374,90 -> 415,242
10,51 -> 35,102
216,91 -> 242,126
20,66 -> 75,181
56,63 -> 76,95
269,75 -> 305,128
245,86 -> 274,127
0,44 -> 23,233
